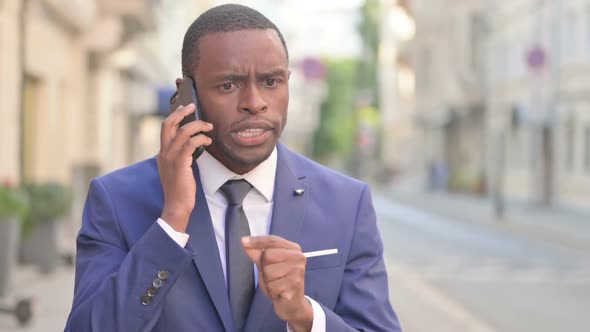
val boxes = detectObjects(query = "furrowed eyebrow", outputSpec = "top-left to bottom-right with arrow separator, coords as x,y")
213,69 -> 288,82
256,69 -> 288,80
217,74 -> 249,81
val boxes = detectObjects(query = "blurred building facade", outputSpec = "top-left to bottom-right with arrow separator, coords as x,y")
394,0 -> 590,210
406,0 -> 487,194
487,0 -> 590,209
378,0 -> 419,176
0,0 -> 166,241
0,0 -> 23,184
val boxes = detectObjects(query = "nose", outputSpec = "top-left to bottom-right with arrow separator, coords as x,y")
239,85 -> 268,114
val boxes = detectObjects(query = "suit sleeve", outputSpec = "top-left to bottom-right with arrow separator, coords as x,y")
324,185 -> 402,331
65,178 -> 195,331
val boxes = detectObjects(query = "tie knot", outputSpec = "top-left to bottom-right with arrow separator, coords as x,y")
220,179 -> 252,205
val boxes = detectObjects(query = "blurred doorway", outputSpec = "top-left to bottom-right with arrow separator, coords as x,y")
21,74 -> 40,182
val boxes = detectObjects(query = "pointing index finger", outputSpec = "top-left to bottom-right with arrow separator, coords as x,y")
242,235 -> 301,251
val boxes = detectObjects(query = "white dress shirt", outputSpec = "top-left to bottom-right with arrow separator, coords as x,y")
157,148 -> 325,332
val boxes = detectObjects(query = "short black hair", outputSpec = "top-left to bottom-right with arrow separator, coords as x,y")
181,4 -> 289,77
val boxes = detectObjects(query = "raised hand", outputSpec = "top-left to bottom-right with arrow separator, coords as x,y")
158,104 -> 213,233
242,235 -> 313,332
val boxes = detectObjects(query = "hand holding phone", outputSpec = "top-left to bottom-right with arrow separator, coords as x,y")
170,76 -> 206,161
158,77 -> 212,232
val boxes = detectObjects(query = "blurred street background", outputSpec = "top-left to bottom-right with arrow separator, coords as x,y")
1,0 -> 589,331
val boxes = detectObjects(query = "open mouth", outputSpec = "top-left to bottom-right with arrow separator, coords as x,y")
232,128 -> 273,146
236,128 -> 266,138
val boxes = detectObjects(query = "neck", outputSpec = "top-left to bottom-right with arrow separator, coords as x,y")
206,147 -> 257,175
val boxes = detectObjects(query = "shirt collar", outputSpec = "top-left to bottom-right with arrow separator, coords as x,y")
196,147 -> 277,202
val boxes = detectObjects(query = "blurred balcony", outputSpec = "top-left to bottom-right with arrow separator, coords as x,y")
42,0 -> 98,31
98,0 -> 156,38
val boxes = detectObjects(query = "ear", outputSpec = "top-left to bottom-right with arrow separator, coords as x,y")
169,78 -> 184,105
175,78 -> 183,89
287,70 -> 292,80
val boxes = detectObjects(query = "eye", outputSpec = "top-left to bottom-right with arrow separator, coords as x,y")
265,78 -> 278,87
222,83 -> 234,91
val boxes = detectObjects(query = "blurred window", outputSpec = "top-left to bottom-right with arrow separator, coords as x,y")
566,114 -> 576,172
529,132 -> 541,169
494,41 -> 507,83
23,75 -> 41,182
564,11 -> 577,62
516,126 -> 528,169
398,65 -> 415,98
550,18 -> 560,67
418,47 -> 431,92
470,14 -> 483,72
508,40 -> 516,79
514,41 -> 524,78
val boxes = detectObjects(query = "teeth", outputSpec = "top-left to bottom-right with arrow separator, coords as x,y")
237,128 -> 264,138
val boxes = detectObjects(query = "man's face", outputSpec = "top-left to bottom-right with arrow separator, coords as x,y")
192,29 -> 289,174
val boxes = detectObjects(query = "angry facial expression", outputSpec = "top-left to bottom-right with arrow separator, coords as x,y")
191,29 -> 290,174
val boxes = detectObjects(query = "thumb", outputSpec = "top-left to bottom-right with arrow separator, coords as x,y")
242,237 -> 270,297
241,236 -> 262,266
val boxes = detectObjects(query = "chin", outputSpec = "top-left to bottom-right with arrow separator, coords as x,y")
213,141 -> 275,173
233,146 -> 274,167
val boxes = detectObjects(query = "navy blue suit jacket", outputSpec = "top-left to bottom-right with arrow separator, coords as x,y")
65,144 -> 401,331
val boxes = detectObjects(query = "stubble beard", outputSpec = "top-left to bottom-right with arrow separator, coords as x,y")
206,129 -> 277,173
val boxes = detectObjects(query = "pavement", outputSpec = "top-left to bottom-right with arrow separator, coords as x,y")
375,193 -> 590,332
386,260 -> 499,332
0,265 -> 74,332
379,176 -> 590,255
0,177 -> 588,331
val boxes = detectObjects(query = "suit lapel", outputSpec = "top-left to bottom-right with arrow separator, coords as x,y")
186,164 -> 233,332
245,144 -> 309,332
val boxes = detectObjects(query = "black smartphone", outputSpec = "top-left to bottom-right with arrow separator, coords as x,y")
170,76 -> 205,161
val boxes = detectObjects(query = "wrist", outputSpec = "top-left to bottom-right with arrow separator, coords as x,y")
161,207 -> 191,233
288,298 -> 313,332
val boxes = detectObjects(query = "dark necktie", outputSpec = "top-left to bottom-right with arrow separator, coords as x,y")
220,180 -> 255,332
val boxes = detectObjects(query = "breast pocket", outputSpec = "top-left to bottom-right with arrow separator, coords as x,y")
305,253 -> 341,271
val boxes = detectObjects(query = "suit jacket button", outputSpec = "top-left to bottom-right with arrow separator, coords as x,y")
140,295 -> 152,305
157,270 -> 169,280
147,287 -> 158,297
153,278 -> 164,289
